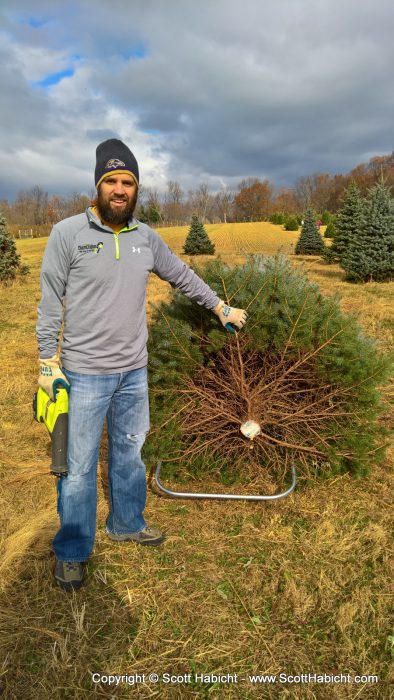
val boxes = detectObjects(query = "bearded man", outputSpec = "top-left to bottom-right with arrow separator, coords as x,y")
36,139 -> 247,591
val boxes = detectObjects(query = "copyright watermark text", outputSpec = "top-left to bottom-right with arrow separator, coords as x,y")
92,671 -> 379,687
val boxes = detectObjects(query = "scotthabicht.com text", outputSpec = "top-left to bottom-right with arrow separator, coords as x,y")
91,671 -> 379,687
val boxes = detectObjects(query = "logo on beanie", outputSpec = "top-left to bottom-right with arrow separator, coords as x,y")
105,158 -> 126,169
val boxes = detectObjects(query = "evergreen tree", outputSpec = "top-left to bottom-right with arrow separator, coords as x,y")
284,216 -> 299,231
0,213 -> 29,282
324,219 -> 337,238
147,205 -> 161,225
331,181 -> 365,263
138,204 -> 161,226
146,255 -> 390,481
270,212 -> 285,224
321,218 -> 338,263
183,215 -> 215,255
341,179 -> 394,282
295,208 -> 325,254
136,204 -> 148,223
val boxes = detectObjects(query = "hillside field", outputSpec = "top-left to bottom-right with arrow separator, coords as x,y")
0,221 -> 393,699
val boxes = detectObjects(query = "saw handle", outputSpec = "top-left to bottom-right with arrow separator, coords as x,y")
50,411 -> 68,477
225,322 -> 237,333
33,387 -> 69,477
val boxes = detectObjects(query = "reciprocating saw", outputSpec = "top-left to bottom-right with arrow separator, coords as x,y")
33,386 -> 69,476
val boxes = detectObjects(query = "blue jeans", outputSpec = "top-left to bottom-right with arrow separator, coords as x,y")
53,367 -> 150,562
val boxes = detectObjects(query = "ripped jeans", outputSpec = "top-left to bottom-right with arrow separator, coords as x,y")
53,367 -> 150,562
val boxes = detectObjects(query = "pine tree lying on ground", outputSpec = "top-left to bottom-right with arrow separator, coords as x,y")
341,179 -> 394,282
0,213 -> 30,283
183,215 -> 215,255
146,255 -> 390,490
295,209 -> 325,255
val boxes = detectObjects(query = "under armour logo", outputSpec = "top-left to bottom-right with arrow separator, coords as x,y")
132,246 -> 141,254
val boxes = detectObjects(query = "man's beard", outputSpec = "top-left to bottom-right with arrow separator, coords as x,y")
97,188 -> 138,225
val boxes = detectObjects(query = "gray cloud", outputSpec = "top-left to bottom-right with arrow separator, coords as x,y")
0,0 -> 393,199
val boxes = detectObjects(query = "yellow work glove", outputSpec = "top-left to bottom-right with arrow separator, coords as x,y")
213,299 -> 248,332
38,353 -> 70,400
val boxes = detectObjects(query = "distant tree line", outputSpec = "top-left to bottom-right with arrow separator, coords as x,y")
2,151 -> 394,232
0,188 -> 93,231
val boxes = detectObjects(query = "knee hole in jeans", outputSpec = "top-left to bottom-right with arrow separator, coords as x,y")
126,432 -> 147,452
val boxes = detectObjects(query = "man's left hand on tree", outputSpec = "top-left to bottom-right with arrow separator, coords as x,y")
213,300 -> 248,330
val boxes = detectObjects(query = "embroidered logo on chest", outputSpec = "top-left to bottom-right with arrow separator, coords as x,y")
78,242 -> 103,255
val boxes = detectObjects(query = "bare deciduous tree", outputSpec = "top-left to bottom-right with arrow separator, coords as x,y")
189,183 -> 213,223
294,176 -> 314,212
163,180 -> 184,225
215,187 -> 234,223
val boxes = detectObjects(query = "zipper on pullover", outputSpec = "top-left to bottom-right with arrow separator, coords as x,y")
87,208 -> 139,260
112,224 -> 139,260
114,232 -> 120,259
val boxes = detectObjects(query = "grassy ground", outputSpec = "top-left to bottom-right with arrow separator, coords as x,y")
0,223 -> 393,699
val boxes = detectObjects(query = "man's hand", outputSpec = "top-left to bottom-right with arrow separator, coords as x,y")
38,353 -> 70,400
213,299 -> 248,331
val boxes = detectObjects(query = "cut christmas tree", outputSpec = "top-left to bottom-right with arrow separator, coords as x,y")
146,255 -> 390,493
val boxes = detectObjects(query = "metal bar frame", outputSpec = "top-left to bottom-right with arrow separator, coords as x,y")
154,460 -> 297,501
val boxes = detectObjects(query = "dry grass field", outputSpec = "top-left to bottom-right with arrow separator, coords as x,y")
0,222 -> 393,699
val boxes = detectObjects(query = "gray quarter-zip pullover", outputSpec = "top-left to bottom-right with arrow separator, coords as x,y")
36,208 -> 220,373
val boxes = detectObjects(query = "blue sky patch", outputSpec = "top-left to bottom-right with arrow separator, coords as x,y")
14,15 -> 50,29
32,67 -> 75,89
28,17 -> 48,28
122,45 -> 148,60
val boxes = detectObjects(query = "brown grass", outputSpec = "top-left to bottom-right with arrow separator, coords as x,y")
0,223 -> 393,699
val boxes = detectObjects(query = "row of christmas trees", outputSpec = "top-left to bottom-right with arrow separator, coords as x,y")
184,179 -> 394,283
1,178 -> 393,283
325,179 -> 394,282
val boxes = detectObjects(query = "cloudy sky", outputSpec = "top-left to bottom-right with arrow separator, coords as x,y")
1,0 -> 393,199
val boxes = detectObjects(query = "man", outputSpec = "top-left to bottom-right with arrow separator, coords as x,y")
36,138 -> 247,592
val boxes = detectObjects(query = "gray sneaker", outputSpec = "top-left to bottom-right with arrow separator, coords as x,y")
54,560 -> 84,591
105,525 -> 165,546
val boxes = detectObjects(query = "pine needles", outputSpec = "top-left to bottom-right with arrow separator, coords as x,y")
147,255 -> 391,484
